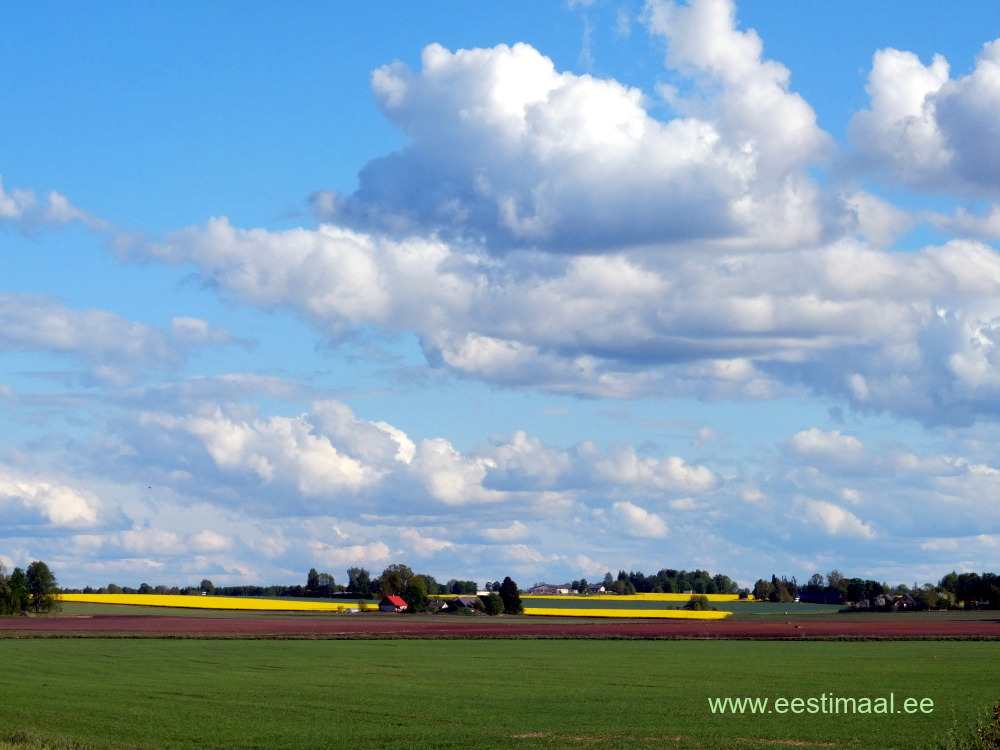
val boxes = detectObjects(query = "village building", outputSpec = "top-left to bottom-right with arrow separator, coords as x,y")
528,583 -> 573,595
378,595 -> 408,612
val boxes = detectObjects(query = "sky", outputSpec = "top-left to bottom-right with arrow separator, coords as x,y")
3,0 -> 1000,591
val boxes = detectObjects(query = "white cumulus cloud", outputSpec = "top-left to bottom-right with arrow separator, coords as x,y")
610,501 -> 669,538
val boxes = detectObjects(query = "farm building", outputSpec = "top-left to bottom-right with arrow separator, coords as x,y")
528,583 -> 572,595
378,595 -> 408,612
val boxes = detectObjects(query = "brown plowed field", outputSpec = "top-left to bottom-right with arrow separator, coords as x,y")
3,613 -> 1000,638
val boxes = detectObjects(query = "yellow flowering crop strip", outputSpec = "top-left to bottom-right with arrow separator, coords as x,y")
58,593 -> 377,612
523,607 -> 731,619
522,593 -> 742,602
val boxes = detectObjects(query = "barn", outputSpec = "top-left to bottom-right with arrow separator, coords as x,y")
378,595 -> 408,612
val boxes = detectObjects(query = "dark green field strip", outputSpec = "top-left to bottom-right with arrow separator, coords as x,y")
525,598 -> 844,616
1,639 -> 998,749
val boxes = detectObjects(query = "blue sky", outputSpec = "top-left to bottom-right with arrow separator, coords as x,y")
3,0 -> 1000,591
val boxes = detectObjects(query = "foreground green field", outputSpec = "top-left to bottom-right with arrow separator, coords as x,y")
1,639 -> 998,749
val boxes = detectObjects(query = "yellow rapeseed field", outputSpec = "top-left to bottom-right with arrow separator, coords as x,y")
57,593 -> 733,618
521,592 -> 744,602
57,593 -> 377,612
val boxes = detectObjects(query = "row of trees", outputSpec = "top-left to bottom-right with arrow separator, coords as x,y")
31,560 -> 1000,614
0,560 -> 59,614
343,565 -> 478,600
66,564 -> 523,616
593,569 -> 742,596
65,568 -> 487,602
751,570 -> 1000,610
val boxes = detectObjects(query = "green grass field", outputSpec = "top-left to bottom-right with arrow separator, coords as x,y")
1,639 -> 998,749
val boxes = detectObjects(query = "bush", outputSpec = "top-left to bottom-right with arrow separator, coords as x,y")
483,593 -> 505,616
683,594 -> 716,611
937,701 -> 1000,749
966,703 -> 1000,749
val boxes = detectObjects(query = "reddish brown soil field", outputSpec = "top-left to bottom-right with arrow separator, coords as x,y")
3,613 -> 1000,638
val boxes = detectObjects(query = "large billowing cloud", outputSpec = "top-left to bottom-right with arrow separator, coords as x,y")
145,216 -> 1000,424
316,0 -> 831,253
117,1 -> 1000,426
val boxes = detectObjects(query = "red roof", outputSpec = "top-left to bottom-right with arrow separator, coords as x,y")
382,595 -> 407,607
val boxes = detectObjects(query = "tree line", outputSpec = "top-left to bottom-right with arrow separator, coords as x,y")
56,562 -> 523,615
0,560 -> 59,614
753,570 -> 1000,610
595,568 -> 742,596
16,556 -> 1000,615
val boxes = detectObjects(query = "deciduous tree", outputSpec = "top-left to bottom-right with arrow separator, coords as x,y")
379,563 -> 415,597
402,576 -> 428,613
347,567 -> 373,599
0,563 -> 13,615
26,560 -> 59,613
483,593 -> 505,615
9,567 -> 29,612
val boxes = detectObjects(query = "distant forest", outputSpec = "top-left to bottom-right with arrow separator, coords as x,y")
39,562 -> 1000,611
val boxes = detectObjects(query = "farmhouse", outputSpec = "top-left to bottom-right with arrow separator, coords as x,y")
528,583 -> 573,595
378,595 -> 408,612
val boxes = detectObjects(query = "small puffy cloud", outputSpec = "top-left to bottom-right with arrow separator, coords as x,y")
485,431 -> 573,488
838,190 -> 915,248
398,528 -> 457,556
190,529 -> 233,553
408,438 -> 504,505
797,498 -> 875,539
934,205 -> 1000,240
920,537 -> 959,552
71,527 -> 198,561
0,176 -> 106,231
118,528 -> 186,556
786,428 -> 868,467
480,520 -> 530,542
500,543 -> 561,565
0,294 -> 234,384
0,467 -> 108,529
140,406 -> 382,497
609,500 -> 669,538
669,497 -> 706,511
305,540 -> 393,568
577,442 -> 718,492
